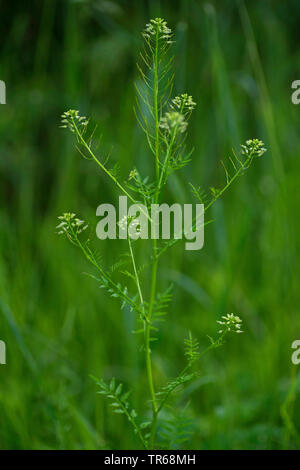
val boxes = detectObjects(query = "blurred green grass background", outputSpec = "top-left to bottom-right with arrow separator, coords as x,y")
1,0 -> 300,449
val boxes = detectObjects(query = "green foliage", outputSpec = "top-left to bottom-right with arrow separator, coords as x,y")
91,376 -> 149,449
57,16 -> 265,450
184,332 -> 200,365
156,373 -> 198,414
4,0 -> 297,451
158,407 -> 196,450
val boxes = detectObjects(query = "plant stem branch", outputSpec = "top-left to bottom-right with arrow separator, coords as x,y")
154,28 -> 160,182
72,118 -> 136,204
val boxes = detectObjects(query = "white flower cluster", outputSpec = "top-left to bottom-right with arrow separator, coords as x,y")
241,139 -> 267,158
128,169 -> 138,181
171,93 -> 196,113
217,313 -> 243,334
60,109 -> 88,133
118,215 -> 139,231
159,111 -> 187,134
57,213 -> 88,236
143,18 -> 172,42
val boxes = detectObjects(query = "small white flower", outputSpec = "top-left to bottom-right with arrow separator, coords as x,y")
56,213 -> 88,236
217,313 -> 243,334
60,109 -> 88,133
118,215 -> 128,230
128,169 -> 138,181
241,139 -> 266,158
159,111 -> 187,134
143,18 -> 172,43
171,93 -> 196,113
118,215 -> 139,231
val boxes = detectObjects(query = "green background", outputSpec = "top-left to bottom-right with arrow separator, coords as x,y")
1,0 -> 300,449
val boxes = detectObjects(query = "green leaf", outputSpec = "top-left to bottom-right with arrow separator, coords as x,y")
109,378 -> 116,392
140,421 -> 151,429
113,409 -> 125,414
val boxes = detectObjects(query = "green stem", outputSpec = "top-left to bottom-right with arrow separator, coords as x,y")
156,154 -> 254,259
157,127 -> 176,196
156,331 -> 228,414
204,155 -> 252,212
156,363 -> 191,415
72,118 -> 136,204
72,118 -> 154,228
70,228 -> 146,321
154,28 -> 160,182
147,243 -> 159,449
128,213 -> 158,448
156,102 -> 184,200
145,25 -> 162,449
114,393 -> 149,450
128,236 -> 148,321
